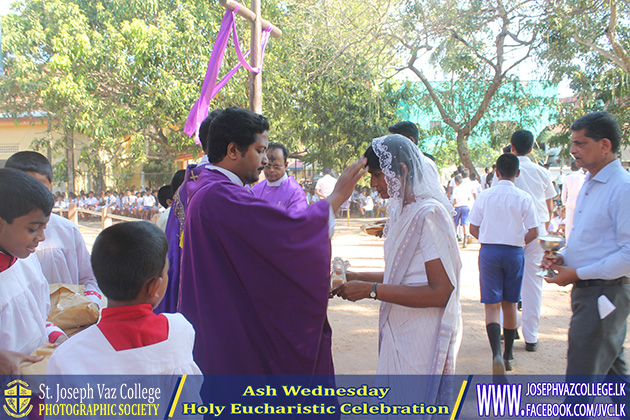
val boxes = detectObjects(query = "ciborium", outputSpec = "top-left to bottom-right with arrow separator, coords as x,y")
535,235 -> 566,278
331,257 -> 350,290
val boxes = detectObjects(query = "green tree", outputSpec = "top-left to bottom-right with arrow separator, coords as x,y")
538,0 -> 630,143
260,0 -> 408,171
394,0 -> 548,176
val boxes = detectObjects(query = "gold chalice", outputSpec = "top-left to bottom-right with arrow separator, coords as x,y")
535,235 -> 566,278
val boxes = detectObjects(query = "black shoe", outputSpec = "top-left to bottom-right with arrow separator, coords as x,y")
492,354 -> 505,375
504,358 -> 515,371
525,342 -> 538,352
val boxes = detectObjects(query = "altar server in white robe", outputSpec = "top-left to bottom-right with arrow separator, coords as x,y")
47,221 -> 200,375
6,151 -> 102,306
0,169 -> 67,374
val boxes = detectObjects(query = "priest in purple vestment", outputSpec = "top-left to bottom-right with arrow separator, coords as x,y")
251,142 -> 308,214
179,107 -> 366,375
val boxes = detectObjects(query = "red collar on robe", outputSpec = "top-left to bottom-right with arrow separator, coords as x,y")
97,304 -> 168,351
0,252 -> 17,273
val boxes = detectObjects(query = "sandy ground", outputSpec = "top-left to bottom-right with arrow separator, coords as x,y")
78,217 -> 628,376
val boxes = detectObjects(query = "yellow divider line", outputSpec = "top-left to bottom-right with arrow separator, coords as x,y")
168,374 -> 188,418
450,379 -> 468,420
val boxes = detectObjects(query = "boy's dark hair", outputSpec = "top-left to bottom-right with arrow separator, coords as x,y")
157,185 -> 173,208
510,129 -> 534,155
267,142 -> 289,163
470,172 -> 477,181
496,153 -> 520,179
91,221 -> 168,302
570,111 -> 621,153
207,107 -> 269,164
0,168 -> 54,223
171,169 -> 186,193
454,174 -> 463,185
388,121 -> 419,144
461,168 -> 469,178
5,151 -> 53,183
198,109 -> 223,154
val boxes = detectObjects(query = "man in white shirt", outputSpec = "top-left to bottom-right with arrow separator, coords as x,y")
543,111 -> 630,404
315,168 -> 337,199
561,160 -> 586,240
494,130 -> 556,352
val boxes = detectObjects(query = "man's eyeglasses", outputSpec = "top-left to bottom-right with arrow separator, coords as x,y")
265,165 -> 284,171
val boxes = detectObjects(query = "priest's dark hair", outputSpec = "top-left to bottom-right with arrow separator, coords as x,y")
5,151 -> 54,184
198,109 -> 223,154
0,168 -> 54,223
267,141 -> 289,163
495,153 -> 520,179
571,111 -> 621,153
207,107 -> 270,164
510,129 -> 534,155
91,221 -> 168,302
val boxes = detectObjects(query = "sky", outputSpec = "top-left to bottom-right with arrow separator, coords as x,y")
0,0 -> 11,16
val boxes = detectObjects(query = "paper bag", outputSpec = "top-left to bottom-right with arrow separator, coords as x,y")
20,343 -> 56,375
47,284 -> 100,332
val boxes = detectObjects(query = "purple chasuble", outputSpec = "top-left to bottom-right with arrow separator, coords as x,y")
155,163 -> 208,314
251,175 -> 308,215
179,169 -> 334,375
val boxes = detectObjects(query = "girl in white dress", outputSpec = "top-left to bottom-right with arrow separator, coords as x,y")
333,134 -> 462,377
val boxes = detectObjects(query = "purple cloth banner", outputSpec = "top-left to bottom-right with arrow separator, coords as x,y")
184,7 -> 273,139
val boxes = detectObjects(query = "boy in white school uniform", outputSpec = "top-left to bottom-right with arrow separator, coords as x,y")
0,169 -> 67,374
47,221 -> 201,375
469,154 -> 539,375
5,151 -> 102,306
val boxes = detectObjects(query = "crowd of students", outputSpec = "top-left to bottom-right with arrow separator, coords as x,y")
51,188 -> 163,220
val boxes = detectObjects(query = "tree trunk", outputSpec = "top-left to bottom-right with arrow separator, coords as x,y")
65,129 -> 75,194
456,129 -> 479,179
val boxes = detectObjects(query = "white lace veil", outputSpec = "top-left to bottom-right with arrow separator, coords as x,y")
371,134 -> 453,237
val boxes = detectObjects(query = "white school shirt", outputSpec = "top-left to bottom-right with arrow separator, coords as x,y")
0,255 -> 50,354
141,194 -> 156,207
452,179 -> 475,208
492,156 -> 556,224
469,180 -> 539,247
315,174 -> 337,198
561,170 -> 586,208
47,313 -> 202,375
36,213 -> 102,306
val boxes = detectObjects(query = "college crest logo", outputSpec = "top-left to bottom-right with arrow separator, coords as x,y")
3,379 -> 33,418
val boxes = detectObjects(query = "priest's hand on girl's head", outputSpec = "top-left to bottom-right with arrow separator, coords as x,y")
326,157 -> 368,212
